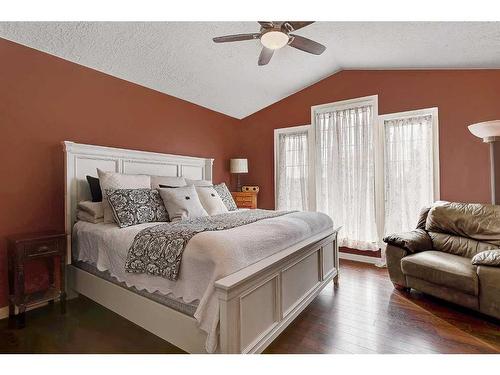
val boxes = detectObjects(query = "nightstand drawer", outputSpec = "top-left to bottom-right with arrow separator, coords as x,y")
231,191 -> 258,209
235,196 -> 253,202
24,239 -> 62,258
237,202 -> 254,208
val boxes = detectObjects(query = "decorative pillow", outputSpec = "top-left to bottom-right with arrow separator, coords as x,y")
159,185 -> 208,221
471,249 -> 500,267
195,186 -> 229,216
150,176 -> 187,189
185,179 -> 213,187
213,182 -> 237,211
106,188 -> 168,228
86,175 -> 102,202
97,169 -> 151,223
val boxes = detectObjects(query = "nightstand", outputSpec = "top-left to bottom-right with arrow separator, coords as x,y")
7,231 -> 67,328
231,191 -> 258,209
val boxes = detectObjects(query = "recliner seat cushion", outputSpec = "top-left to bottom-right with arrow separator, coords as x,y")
401,251 -> 479,295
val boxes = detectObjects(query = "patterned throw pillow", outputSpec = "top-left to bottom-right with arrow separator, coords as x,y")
106,188 -> 169,228
213,182 -> 237,211
97,169 -> 151,224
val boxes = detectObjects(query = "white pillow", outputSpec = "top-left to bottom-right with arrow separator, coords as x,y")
150,175 -> 187,189
76,210 -> 104,224
77,201 -> 104,219
97,169 -> 151,223
159,185 -> 208,221
185,178 -> 213,187
195,186 -> 229,216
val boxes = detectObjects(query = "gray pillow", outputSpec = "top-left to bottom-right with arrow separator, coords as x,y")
471,249 -> 500,267
159,185 -> 208,221
185,178 -> 213,187
106,188 -> 168,228
213,183 -> 237,211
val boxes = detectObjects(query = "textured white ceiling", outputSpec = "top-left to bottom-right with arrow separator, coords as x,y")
1,22 -> 500,119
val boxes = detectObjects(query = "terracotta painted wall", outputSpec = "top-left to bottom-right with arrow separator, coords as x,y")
0,38 -> 241,309
238,70 -> 500,209
2,37 -> 500,312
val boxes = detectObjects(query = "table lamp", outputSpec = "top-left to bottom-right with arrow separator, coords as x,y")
230,158 -> 248,192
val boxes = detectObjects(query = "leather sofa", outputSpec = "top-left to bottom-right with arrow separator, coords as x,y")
384,202 -> 500,320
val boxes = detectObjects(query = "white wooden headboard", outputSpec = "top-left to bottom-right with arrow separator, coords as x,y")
63,141 -> 214,259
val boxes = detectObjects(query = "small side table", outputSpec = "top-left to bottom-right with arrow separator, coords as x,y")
231,191 -> 258,209
7,231 -> 67,328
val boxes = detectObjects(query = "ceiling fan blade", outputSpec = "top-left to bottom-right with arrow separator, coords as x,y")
258,21 -> 274,29
285,21 -> 314,31
289,34 -> 326,55
213,33 -> 260,43
258,47 -> 274,66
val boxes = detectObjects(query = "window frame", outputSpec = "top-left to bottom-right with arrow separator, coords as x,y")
274,124 -> 312,210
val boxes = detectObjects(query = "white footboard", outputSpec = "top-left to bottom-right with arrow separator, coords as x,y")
215,228 -> 339,354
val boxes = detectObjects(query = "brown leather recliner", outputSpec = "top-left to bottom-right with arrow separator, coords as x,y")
384,202 -> 500,320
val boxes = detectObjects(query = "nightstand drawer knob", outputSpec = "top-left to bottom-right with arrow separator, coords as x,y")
34,245 -> 50,253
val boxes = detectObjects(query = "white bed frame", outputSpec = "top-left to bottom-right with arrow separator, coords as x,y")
64,141 -> 339,353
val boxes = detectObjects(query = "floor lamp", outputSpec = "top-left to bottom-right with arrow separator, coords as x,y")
468,120 -> 500,205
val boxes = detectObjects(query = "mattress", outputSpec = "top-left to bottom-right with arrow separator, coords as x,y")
72,210 -> 333,352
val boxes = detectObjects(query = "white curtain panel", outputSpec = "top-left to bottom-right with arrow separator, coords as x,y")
277,131 -> 309,211
384,114 -> 434,235
315,105 -> 379,251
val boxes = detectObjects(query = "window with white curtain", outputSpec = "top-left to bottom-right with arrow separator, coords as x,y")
311,97 -> 439,252
313,96 -> 379,250
274,125 -> 310,211
380,108 -> 440,236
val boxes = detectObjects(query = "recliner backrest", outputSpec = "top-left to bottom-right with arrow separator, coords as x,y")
424,202 -> 500,258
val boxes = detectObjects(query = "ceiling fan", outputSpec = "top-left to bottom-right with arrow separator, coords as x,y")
213,21 -> 326,66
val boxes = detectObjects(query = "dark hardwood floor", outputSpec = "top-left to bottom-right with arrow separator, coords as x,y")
1,259 -> 499,354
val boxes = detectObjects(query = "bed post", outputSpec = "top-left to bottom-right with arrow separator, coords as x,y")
217,290 -> 240,353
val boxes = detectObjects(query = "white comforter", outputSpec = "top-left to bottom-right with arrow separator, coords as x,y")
73,210 -> 332,352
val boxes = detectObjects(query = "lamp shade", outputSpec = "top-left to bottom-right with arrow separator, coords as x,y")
230,158 -> 248,173
468,120 -> 500,143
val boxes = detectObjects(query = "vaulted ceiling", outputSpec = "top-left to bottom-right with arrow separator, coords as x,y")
1,22 -> 499,119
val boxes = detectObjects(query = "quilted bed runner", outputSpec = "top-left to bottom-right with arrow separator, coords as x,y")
125,209 -> 291,280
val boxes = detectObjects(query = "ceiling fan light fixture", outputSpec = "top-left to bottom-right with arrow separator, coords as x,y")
260,31 -> 289,50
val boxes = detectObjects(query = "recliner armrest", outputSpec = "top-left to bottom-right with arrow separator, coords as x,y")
383,229 -> 432,253
472,249 -> 500,267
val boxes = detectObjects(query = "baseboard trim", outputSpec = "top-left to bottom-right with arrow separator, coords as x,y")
340,252 -> 381,265
0,300 -> 52,321
0,305 -> 8,320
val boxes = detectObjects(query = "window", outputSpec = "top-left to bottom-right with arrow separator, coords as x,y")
274,125 -> 310,211
379,108 -> 440,236
312,96 -> 379,250
311,96 -> 439,252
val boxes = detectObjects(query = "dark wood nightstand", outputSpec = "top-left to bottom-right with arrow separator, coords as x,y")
7,231 -> 67,328
231,191 -> 258,209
